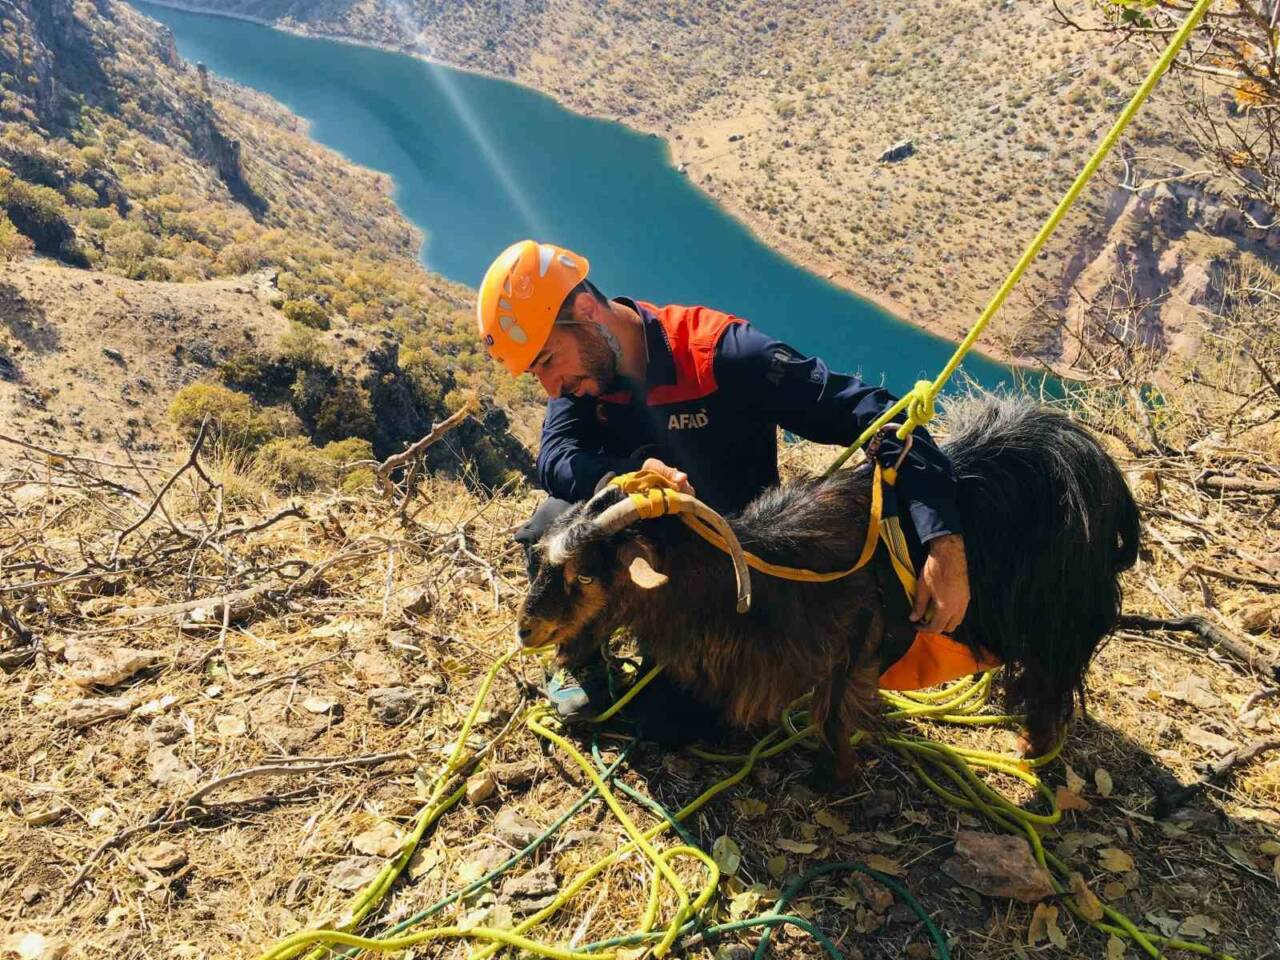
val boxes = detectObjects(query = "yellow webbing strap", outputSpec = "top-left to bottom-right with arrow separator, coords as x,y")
609,468 -> 883,583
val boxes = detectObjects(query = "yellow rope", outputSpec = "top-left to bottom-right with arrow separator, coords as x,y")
610,468 -> 883,583
254,8 -> 1234,959
825,0 -> 1218,475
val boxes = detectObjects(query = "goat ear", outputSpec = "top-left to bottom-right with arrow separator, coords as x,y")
618,539 -> 668,590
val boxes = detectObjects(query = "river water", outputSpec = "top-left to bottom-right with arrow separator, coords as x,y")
133,1 -> 1015,392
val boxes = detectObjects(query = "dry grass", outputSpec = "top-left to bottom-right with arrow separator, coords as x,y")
1,373 -> 1277,960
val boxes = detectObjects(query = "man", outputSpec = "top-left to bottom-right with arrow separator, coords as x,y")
477,239 -> 970,734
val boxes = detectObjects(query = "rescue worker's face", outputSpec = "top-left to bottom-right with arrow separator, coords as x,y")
528,322 -> 618,399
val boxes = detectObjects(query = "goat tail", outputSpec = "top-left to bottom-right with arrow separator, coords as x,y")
940,394 -> 1140,740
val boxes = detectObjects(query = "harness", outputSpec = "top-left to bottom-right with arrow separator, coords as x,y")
608,463 -> 1001,692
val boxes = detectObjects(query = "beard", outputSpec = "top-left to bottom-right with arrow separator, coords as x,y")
567,325 -> 620,395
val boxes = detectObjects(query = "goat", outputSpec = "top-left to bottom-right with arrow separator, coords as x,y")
518,396 -> 1141,786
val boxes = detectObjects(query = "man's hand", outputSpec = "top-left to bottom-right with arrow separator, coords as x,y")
910,534 -> 970,634
641,458 -> 694,495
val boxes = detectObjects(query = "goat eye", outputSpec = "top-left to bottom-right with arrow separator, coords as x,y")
576,575 -> 594,585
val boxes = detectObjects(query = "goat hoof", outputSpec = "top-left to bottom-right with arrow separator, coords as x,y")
1015,730 -> 1056,759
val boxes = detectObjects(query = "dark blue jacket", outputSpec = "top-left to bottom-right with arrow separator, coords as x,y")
536,299 -> 961,544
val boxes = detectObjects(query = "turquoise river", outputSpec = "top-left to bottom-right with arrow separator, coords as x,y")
134,1 -> 1016,393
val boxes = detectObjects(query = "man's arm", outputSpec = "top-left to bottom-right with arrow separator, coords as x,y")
537,397 -> 638,502
713,323 -> 969,631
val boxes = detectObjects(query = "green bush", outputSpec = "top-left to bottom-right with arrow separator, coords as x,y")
313,379 -> 375,442
219,350 -> 295,398
0,212 -> 32,261
282,298 -> 331,330
167,382 -> 275,448
278,322 -> 329,369
255,435 -> 375,492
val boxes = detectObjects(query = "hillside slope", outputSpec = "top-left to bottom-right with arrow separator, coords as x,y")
0,0 -> 534,478
155,0 -> 1279,369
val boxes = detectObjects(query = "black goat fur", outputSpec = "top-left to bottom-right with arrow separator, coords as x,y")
519,396 -> 1141,768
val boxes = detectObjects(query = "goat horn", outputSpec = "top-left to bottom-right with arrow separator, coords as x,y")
592,490 -> 753,615
685,499 -> 753,614
592,495 -> 643,537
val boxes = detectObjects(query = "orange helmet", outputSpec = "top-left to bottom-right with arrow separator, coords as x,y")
476,240 -> 590,375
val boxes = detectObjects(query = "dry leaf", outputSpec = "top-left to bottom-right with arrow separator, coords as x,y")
1144,913 -> 1180,937
1028,903 -> 1066,948
728,883 -> 764,920
1164,676 -> 1220,710
1069,872 -> 1104,921
712,835 -> 742,876
1056,786 -> 1091,811
1094,768 -> 1114,797
352,821 -> 401,858
1183,726 -> 1237,756
1178,915 -> 1220,938
301,696 -> 336,714
1098,848 -> 1134,872
774,839 -> 818,855
862,853 -> 905,876
814,809 -> 850,835
732,798 -> 767,819
1103,880 -> 1127,901
1065,763 -> 1086,793
1258,840 -> 1280,856
1106,935 -> 1127,959
766,855 -> 788,879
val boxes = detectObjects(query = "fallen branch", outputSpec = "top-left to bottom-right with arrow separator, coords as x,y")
1153,736 -> 1280,818
1195,472 -> 1280,496
375,398 -> 475,496
1117,613 -> 1280,682
109,420 -> 212,563
181,750 -> 415,811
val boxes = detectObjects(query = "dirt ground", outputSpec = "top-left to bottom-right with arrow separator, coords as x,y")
0,260 -> 289,460
1,412 -> 1277,960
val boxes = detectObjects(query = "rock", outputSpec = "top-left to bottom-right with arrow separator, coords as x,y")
147,746 -> 198,788
6,932 -> 68,960
500,862 -> 559,915
367,686 -> 422,725
63,638 -> 162,688
490,759 -> 539,789
502,861 -> 557,899
353,650 -> 402,686
727,133 -> 745,142
466,772 -> 497,805
148,714 -> 186,745
878,140 -> 915,163
64,695 -> 134,728
327,856 -> 382,892
854,788 -> 897,821
136,841 -> 187,872
102,347 -> 125,365
301,696 -> 339,715
21,885 -> 41,906
940,830 -> 1055,902
493,809 -> 541,847
1237,599 -> 1277,633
